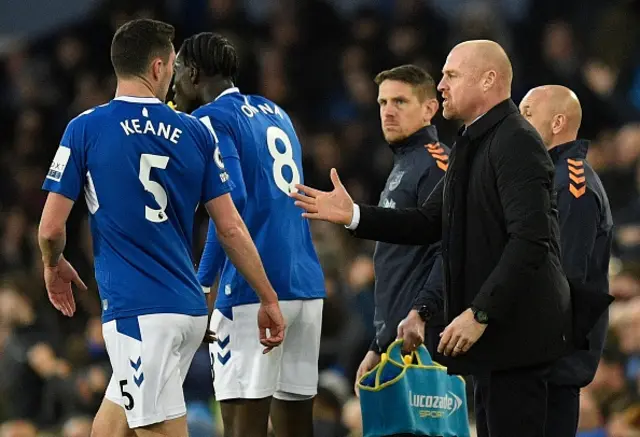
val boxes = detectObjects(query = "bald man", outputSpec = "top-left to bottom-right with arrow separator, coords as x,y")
291,40 -> 604,437
520,86 -> 614,437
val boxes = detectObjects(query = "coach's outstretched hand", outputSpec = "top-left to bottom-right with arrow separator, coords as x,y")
291,168 -> 354,226
258,301 -> 285,354
44,255 -> 87,317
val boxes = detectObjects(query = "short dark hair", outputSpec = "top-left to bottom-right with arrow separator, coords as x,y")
178,32 -> 238,81
111,19 -> 175,77
374,65 -> 436,101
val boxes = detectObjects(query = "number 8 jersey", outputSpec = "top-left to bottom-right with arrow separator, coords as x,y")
194,88 -> 326,308
42,96 -> 235,323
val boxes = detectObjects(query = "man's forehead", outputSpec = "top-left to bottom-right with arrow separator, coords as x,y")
444,46 -> 471,66
521,89 -> 546,108
378,80 -> 414,98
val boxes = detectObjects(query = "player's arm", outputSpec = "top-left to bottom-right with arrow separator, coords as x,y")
198,114 -> 284,349
197,140 -> 247,290
204,196 -> 277,304
196,112 -> 247,288
38,193 -> 74,267
204,194 -> 285,349
39,119 -> 89,316
39,117 -> 87,265
198,222 -> 225,291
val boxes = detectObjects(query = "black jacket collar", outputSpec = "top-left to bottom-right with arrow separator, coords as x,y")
463,99 -> 519,140
389,125 -> 439,153
548,139 -> 590,164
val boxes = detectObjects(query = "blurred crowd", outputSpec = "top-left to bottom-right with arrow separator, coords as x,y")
1,0 -> 640,436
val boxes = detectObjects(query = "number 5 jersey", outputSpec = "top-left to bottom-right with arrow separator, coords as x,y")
42,96 -> 234,322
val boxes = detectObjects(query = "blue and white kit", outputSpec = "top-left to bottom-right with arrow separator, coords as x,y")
43,96 -> 234,426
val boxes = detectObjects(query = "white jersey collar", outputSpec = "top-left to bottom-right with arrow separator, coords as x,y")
114,96 -> 163,104
215,87 -> 240,100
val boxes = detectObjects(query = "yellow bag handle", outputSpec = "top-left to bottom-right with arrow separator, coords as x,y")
358,340 -> 460,392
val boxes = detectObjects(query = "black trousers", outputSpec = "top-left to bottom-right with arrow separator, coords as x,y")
474,362 -> 551,437
545,383 -> 580,437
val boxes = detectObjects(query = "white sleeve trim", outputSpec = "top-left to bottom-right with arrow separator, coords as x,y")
345,204 -> 360,230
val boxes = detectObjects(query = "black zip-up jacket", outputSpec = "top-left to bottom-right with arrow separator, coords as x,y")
352,99 -> 577,375
369,125 -> 448,354
547,139 -> 614,387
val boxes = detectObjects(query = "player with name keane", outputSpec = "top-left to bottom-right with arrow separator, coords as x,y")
172,32 -> 326,437
37,19 -> 285,437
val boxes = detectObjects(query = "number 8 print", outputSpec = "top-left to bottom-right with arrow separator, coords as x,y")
266,126 -> 300,194
200,116 -> 301,195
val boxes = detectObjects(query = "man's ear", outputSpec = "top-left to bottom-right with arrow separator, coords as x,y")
151,58 -> 163,82
483,70 -> 497,92
423,98 -> 439,123
190,66 -> 199,86
552,114 -> 566,135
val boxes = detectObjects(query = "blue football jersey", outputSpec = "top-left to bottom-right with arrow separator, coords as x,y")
42,96 -> 234,323
194,88 -> 325,309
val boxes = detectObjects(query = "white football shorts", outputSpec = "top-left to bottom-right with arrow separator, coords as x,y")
209,299 -> 323,401
103,313 -> 208,428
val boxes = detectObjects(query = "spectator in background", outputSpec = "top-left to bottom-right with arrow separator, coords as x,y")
61,416 -> 92,437
314,370 -> 351,437
0,283 -> 67,427
607,403 -> 640,437
0,420 -> 37,437
586,345 -> 638,420
341,397 -> 363,437
578,389 -> 607,437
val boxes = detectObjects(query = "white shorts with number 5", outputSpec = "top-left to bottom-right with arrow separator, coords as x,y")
210,299 -> 323,401
103,314 -> 208,428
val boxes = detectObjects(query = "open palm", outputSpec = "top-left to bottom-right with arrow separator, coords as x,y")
290,168 -> 354,226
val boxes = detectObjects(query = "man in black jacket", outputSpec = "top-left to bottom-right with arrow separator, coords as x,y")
520,85 -> 614,437
354,65 -> 449,392
291,40 -> 596,437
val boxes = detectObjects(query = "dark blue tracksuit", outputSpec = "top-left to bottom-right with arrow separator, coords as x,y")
369,125 -> 449,355
545,139 -> 613,437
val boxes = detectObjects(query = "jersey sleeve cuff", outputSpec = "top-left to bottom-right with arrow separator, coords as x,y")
203,179 -> 236,204
41,184 -> 80,202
